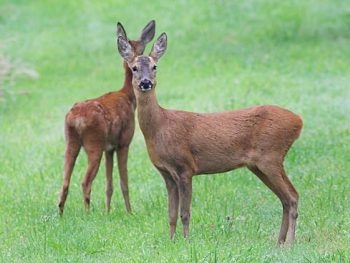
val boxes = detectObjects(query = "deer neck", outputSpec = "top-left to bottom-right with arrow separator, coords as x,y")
136,88 -> 163,139
120,61 -> 136,106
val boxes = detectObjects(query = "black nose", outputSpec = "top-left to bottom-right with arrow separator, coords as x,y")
139,79 -> 153,91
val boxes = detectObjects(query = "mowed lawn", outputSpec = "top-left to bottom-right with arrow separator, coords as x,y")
1,0 -> 349,262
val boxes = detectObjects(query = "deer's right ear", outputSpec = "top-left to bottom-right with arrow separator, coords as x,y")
117,36 -> 134,63
117,22 -> 127,40
150,32 -> 167,62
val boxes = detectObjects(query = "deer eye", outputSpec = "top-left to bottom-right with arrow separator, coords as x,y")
152,65 -> 157,70
132,66 -> 137,72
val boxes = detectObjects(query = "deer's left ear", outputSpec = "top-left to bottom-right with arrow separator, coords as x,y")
117,35 -> 135,63
150,32 -> 167,62
140,20 -> 156,45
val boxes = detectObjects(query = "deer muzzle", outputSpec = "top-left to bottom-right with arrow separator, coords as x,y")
139,79 -> 153,91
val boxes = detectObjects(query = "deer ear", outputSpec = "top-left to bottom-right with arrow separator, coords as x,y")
117,36 -> 134,63
117,22 -> 127,39
150,32 -> 167,61
140,20 -> 156,45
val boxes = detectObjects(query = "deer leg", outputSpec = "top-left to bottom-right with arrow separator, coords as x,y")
58,129 -> 81,215
248,164 -> 298,245
161,171 -> 179,240
177,175 -> 193,239
105,150 -> 114,212
81,146 -> 103,211
116,146 -> 132,213
248,165 -> 287,243
281,173 -> 299,244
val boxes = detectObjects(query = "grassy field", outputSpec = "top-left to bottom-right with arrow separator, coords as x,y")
1,0 -> 349,262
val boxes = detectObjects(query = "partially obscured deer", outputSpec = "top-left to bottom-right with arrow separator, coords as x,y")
117,32 -> 303,245
58,20 -> 156,215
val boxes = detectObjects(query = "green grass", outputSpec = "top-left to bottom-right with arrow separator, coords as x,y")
1,0 -> 349,262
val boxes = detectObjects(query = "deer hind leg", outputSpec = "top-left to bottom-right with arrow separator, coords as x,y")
105,150 -> 114,212
81,141 -> 103,211
116,146 -> 132,213
58,128 -> 81,215
160,171 -> 180,240
248,163 -> 298,245
281,173 -> 299,244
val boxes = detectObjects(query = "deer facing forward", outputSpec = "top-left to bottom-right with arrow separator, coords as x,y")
117,32 -> 303,245
58,21 -> 155,215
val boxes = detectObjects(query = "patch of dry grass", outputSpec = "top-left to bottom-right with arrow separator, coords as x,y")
0,40 -> 39,99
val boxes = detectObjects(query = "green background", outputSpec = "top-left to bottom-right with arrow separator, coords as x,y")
1,0 -> 349,262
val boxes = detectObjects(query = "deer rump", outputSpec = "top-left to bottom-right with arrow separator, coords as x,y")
65,93 -> 135,150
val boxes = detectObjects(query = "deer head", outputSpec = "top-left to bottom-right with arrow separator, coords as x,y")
117,20 -> 156,57
117,32 -> 167,92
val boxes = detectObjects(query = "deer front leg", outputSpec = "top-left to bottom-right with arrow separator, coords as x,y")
178,175 -> 193,239
105,150 -> 114,212
117,146 -> 132,213
161,172 -> 179,240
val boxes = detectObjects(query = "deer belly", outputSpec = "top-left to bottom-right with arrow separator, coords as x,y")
195,152 -> 245,174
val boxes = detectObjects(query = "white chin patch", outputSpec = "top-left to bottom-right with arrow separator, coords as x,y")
140,86 -> 152,92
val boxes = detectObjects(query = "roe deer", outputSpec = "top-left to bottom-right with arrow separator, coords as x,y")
58,20 -> 156,215
117,32 -> 303,245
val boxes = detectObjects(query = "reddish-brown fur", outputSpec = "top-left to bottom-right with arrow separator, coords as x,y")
58,21 -> 155,214
118,32 -> 303,244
